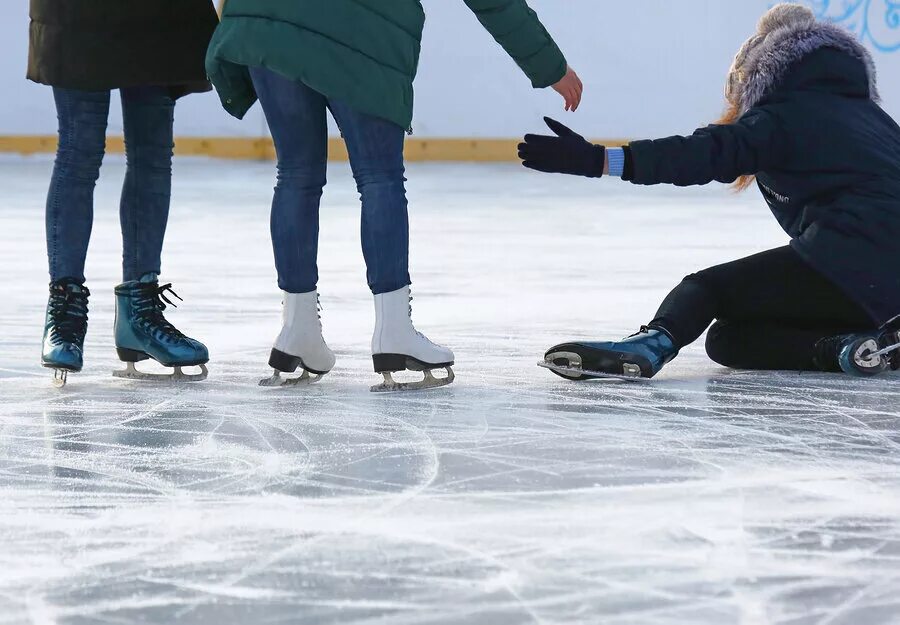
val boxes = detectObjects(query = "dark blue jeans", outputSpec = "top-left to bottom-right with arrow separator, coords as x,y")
46,87 -> 175,283
249,67 -> 411,295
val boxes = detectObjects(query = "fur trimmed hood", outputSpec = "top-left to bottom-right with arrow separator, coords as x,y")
729,4 -> 880,115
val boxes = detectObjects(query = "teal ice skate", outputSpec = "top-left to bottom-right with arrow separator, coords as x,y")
814,329 -> 900,377
113,274 -> 209,382
541,326 -> 680,381
41,279 -> 90,388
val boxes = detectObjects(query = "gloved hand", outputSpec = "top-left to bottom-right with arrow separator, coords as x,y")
518,117 -> 605,178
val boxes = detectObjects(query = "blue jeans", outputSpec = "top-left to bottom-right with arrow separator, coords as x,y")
249,67 -> 411,295
46,87 -> 175,283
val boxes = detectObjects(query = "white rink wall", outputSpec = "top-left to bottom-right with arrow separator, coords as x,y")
1,0 -> 899,139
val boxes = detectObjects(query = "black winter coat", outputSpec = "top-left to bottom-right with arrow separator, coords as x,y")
28,0 -> 219,97
625,24 -> 900,327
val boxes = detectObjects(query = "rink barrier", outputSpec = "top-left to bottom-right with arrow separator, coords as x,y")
0,136 -> 627,162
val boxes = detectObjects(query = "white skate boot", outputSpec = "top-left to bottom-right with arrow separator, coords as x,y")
370,286 -> 455,392
260,291 -> 336,387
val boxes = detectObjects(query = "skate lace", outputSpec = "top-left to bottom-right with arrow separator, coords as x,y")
48,284 -> 90,345
409,294 -> 436,346
133,283 -> 187,342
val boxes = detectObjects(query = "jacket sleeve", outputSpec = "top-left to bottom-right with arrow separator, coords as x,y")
462,0 -> 567,88
626,108 -> 785,187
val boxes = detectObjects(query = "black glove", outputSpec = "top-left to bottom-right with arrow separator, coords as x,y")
518,117 -> 605,178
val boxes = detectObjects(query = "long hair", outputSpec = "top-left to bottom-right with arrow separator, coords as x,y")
717,101 -> 756,192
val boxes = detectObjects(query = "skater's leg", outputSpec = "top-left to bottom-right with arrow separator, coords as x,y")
327,99 -> 409,295
650,246 -> 873,347
119,87 -> 175,282
707,319 -> 900,375
41,88 -> 108,385
328,99 -> 452,390
249,67 -> 328,294
46,88 -> 110,283
113,87 -> 207,380
249,68 -> 334,384
705,320 -> 859,371
647,279 -> 717,348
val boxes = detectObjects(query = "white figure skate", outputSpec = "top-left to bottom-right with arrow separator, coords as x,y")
260,291 -> 336,387
370,286 -> 455,392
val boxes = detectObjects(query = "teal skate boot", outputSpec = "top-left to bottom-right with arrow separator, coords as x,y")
113,274 -> 209,381
541,326 -> 680,381
41,279 -> 90,388
814,329 -> 900,377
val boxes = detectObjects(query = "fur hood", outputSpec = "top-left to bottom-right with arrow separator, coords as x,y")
732,8 -> 880,115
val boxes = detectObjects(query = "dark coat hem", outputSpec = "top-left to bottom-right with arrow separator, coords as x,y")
27,0 -> 218,100
26,73 -> 212,100
790,239 -> 883,326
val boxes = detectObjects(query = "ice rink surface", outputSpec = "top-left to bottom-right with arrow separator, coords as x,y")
1,157 -> 899,625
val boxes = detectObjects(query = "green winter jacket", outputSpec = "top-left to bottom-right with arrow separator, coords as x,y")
206,0 -> 567,129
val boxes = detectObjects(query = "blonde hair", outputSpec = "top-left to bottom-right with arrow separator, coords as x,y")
720,4 -> 815,193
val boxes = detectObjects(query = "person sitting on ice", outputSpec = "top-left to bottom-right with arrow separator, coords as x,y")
518,3 -> 900,380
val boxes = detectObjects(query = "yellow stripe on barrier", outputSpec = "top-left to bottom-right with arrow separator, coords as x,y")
0,136 -> 628,162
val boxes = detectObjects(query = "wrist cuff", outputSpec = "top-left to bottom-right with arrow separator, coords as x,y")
606,147 -> 625,178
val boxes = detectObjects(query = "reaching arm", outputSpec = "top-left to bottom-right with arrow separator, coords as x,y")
462,0 -> 566,87
462,0 -> 581,109
626,109 -> 784,186
519,108 -> 785,185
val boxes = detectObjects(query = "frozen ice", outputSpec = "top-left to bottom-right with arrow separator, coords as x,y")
1,156 -> 900,625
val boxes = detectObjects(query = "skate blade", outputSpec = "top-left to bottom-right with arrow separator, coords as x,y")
259,369 -> 324,387
538,360 -> 649,383
51,369 -> 68,389
370,367 -> 455,393
868,335 -> 900,360
113,362 -> 209,382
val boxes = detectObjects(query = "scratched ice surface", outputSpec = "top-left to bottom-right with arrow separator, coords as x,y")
1,156 -> 899,625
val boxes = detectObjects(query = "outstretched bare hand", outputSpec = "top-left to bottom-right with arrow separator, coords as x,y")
552,66 -> 583,112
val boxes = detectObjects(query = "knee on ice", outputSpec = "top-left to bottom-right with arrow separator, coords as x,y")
704,320 -> 743,368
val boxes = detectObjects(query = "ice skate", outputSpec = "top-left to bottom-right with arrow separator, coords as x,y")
41,279 -> 90,388
113,274 -> 209,382
542,326 -> 679,381
370,286 -> 454,392
814,329 -> 900,377
259,291 -> 335,387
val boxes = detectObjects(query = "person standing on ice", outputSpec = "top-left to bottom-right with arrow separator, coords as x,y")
519,3 -> 900,380
28,1 -> 218,387
206,0 -> 583,391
